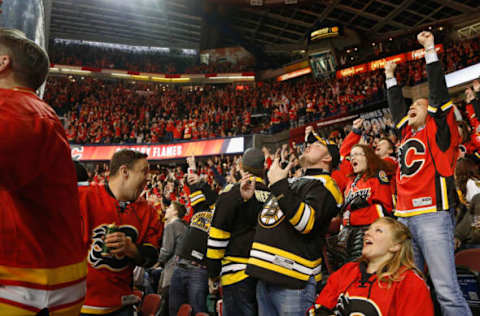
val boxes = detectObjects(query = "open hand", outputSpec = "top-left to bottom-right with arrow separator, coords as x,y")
268,157 -> 293,186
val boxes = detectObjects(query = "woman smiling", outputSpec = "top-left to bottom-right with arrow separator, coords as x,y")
309,218 -> 434,316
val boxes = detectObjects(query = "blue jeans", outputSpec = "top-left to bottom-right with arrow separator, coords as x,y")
256,276 -> 316,316
398,211 -> 472,316
222,277 -> 258,316
169,265 -> 209,316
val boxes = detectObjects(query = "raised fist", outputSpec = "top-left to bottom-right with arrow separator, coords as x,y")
466,88 -> 474,103
384,61 -> 397,78
417,31 -> 435,49
473,79 -> 480,92
352,118 -> 364,130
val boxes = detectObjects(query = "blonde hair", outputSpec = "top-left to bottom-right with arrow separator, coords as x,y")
360,217 -> 421,287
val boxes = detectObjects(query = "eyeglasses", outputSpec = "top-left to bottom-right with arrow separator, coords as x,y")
350,152 -> 366,157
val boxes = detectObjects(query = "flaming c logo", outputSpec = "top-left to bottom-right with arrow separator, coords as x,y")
88,224 -> 138,271
71,146 -> 84,160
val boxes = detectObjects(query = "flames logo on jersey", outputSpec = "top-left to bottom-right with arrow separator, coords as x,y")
398,138 -> 426,179
88,224 -> 139,271
259,196 -> 284,228
345,188 -> 371,207
333,293 -> 382,316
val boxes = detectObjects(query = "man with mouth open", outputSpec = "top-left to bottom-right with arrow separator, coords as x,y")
385,31 -> 471,316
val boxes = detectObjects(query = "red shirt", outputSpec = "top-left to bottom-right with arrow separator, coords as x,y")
0,88 -> 87,313
79,185 -> 162,314
343,173 -> 393,226
312,262 -> 433,316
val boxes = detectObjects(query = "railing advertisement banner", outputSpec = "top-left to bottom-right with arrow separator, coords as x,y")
71,137 -> 244,161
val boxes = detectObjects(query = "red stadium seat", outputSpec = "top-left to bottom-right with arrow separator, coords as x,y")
133,289 -> 144,301
177,304 -> 192,316
455,249 -> 480,272
141,294 -> 162,316
455,249 -> 480,313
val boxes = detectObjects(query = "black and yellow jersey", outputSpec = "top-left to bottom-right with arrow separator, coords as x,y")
206,178 -> 270,287
246,169 -> 343,289
176,181 -> 217,263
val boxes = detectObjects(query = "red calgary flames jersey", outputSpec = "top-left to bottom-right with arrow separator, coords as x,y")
389,61 -> 459,217
343,173 -> 393,226
394,103 -> 458,216
0,88 -> 87,315
79,185 -> 162,314
312,262 -> 433,316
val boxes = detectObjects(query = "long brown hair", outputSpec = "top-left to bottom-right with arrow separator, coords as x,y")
359,217 -> 421,287
455,157 -> 480,198
350,144 -> 395,179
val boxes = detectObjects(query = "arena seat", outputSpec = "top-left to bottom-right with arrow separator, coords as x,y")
140,294 -> 162,316
177,303 -> 192,316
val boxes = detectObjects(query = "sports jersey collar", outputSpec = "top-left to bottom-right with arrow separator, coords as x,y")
411,124 -> 426,134
304,168 -> 330,176
11,87 -> 37,95
104,182 -> 133,209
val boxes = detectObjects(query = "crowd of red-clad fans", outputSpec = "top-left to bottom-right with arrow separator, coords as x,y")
44,36 -> 480,145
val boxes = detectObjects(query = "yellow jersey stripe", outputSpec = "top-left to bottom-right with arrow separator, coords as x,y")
221,270 -> 249,286
0,302 -> 36,316
303,206 -> 316,234
0,260 -> 86,286
440,177 -> 449,210
223,256 -> 250,264
289,202 -> 305,226
209,227 -> 231,239
248,258 -> 309,281
441,100 -> 453,111
251,242 -> 322,268
206,248 -> 225,259
81,305 -> 123,315
191,197 -> 206,206
394,207 -> 437,217
396,115 -> 408,129
189,191 -> 203,198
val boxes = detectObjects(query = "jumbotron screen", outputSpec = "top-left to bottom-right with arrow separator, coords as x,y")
309,50 -> 337,78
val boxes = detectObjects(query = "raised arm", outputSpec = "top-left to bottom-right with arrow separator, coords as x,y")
385,61 -> 408,128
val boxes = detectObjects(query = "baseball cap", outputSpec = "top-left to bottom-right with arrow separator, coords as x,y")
306,131 -> 340,169
241,147 -> 265,176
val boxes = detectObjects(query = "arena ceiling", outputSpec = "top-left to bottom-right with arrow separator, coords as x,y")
49,0 -> 480,50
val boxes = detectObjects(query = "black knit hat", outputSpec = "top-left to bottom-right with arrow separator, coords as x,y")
306,132 -> 340,170
241,148 -> 265,176
74,161 -> 89,182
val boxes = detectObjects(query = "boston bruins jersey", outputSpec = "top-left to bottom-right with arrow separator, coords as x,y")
206,178 -> 270,287
176,181 -> 217,263
246,169 -> 343,289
